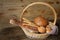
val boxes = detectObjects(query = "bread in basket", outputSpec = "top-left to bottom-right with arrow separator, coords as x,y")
9,2 -> 58,39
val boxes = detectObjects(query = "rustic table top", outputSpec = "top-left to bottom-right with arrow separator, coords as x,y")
0,20 -> 60,40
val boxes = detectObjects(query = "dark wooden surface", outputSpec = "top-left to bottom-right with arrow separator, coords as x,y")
0,20 -> 60,40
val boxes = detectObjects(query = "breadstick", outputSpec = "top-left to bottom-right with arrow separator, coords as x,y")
22,18 -> 38,27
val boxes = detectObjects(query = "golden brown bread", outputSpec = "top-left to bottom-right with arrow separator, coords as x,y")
46,25 -> 52,33
38,26 -> 46,33
10,17 -> 52,34
34,16 -> 48,27
22,18 -> 38,27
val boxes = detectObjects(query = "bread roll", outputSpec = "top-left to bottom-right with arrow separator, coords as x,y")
38,26 -> 46,33
46,25 -> 52,33
34,16 -> 48,27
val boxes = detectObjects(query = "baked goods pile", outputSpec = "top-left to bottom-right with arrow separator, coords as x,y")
10,16 -> 52,34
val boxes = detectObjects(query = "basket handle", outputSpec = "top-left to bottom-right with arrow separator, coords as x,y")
20,2 -> 57,25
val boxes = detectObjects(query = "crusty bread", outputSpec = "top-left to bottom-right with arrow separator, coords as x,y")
34,16 -> 48,27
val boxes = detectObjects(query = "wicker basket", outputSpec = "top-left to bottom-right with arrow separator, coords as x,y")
20,2 -> 57,39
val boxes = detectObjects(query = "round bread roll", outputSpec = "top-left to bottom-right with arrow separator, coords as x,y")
46,25 -> 52,33
38,26 -> 46,33
34,16 -> 48,27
